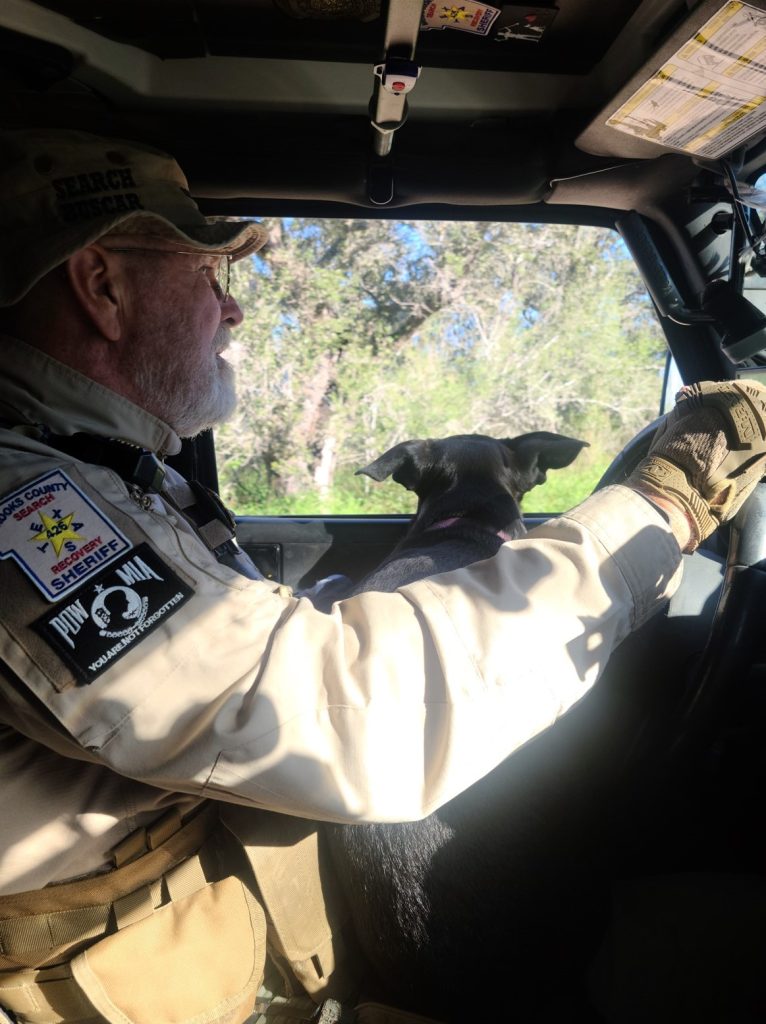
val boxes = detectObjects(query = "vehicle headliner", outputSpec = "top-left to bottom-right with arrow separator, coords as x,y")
3,0 -> 750,220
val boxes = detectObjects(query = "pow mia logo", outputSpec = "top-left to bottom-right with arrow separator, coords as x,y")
35,544 -> 193,684
91,584 -> 148,637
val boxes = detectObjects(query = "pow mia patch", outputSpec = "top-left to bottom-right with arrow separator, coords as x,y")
34,544 -> 193,684
0,470 -> 131,601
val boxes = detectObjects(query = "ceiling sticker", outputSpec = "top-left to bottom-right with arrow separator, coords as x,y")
421,3 -> 501,36
492,6 -> 557,43
608,1 -> 766,158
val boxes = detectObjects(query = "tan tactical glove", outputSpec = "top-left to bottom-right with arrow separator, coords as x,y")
628,380 -> 766,552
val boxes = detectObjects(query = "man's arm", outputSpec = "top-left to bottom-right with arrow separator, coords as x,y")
0,472 -> 679,823
1,380 -> 763,823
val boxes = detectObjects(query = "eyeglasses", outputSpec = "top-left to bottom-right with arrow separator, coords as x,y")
101,247 -> 232,302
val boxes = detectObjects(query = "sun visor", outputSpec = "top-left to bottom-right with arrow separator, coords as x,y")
578,0 -> 766,161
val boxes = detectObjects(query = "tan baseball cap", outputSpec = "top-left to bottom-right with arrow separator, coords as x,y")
0,128 -> 269,306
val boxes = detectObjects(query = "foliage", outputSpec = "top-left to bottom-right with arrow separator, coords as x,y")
217,219 -> 667,515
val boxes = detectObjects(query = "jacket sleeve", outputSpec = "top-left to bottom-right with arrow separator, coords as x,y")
0,458 -> 682,823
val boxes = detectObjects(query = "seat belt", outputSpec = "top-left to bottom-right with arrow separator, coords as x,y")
38,430 -> 263,580
369,0 -> 423,158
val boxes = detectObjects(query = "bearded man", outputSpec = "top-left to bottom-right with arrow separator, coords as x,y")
0,128 -> 763,1024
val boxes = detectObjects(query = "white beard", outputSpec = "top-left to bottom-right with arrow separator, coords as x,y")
136,325 -> 238,438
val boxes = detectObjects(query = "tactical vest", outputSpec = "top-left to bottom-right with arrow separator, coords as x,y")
0,802 -> 365,1024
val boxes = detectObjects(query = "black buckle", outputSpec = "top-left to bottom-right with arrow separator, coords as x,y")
41,430 -> 166,493
187,480 -> 236,532
131,449 -> 166,493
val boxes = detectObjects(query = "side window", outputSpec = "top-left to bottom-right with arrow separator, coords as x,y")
742,177 -> 766,318
218,220 -> 668,515
739,172 -> 766,322
662,354 -> 683,415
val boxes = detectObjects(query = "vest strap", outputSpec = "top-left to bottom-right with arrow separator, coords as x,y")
40,431 -> 166,494
220,808 -> 361,1004
0,804 -> 217,971
34,428 -> 262,580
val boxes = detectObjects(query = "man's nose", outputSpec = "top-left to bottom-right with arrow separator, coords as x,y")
222,293 -> 244,326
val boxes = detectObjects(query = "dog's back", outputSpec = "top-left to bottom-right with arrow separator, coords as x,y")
326,432 -> 600,1021
350,522 -> 510,593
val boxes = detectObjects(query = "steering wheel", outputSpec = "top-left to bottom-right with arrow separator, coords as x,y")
593,421 -> 766,766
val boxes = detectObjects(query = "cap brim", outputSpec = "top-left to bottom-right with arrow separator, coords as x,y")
111,213 -> 269,261
0,211 -> 268,306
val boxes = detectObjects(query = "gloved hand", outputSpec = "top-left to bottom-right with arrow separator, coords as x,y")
628,379 -> 766,552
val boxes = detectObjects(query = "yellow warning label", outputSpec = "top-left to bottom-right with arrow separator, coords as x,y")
608,1 -> 766,158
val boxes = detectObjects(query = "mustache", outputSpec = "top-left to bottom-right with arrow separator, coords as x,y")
214,326 -> 232,354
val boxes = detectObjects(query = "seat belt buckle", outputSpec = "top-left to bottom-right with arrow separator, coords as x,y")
373,56 -> 420,95
131,450 -> 166,493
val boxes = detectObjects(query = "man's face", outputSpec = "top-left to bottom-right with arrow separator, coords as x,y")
106,238 -> 245,438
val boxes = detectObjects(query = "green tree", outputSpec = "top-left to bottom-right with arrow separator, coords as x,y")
216,219 -> 667,515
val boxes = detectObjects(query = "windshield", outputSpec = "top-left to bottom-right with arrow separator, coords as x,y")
218,218 -> 668,515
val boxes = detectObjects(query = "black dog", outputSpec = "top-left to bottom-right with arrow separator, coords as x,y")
349,431 -> 587,592
326,431 -> 608,1022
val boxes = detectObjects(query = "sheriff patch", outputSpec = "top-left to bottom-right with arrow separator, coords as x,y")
0,469 -> 131,601
34,544 -> 193,684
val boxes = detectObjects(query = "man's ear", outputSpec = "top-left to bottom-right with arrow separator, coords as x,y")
65,245 -> 123,342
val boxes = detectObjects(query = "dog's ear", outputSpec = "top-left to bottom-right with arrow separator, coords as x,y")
503,432 -> 589,492
356,440 -> 429,491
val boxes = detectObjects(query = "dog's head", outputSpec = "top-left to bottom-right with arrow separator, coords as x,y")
356,432 -> 589,535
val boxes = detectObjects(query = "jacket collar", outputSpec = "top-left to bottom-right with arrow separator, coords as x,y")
0,334 -> 182,457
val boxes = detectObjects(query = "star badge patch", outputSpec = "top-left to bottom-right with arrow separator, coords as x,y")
0,469 -> 132,601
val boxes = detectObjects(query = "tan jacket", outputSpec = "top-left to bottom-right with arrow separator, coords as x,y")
0,335 -> 683,895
